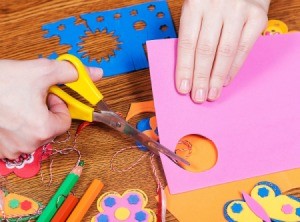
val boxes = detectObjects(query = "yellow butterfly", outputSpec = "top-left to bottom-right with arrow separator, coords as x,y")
224,181 -> 300,222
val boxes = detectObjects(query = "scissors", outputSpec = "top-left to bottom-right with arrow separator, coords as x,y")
49,54 -> 190,166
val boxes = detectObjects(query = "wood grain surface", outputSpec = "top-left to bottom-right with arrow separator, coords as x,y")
1,0 -> 300,221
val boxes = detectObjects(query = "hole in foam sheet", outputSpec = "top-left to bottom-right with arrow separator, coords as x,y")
156,12 -> 164,18
58,24 -> 65,31
97,16 -> 104,22
175,134 -> 218,172
114,13 -> 121,19
79,29 -> 121,63
160,24 -> 168,31
133,21 -> 146,31
130,10 -> 138,16
148,4 -> 155,11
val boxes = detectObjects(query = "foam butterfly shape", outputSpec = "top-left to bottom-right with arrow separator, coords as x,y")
224,181 -> 300,222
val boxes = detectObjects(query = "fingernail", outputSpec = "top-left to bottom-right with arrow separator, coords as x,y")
88,67 -> 103,78
195,88 -> 206,103
224,76 -> 231,86
179,79 -> 190,93
208,87 -> 220,101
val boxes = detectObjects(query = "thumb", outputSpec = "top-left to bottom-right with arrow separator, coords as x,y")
46,94 -> 71,139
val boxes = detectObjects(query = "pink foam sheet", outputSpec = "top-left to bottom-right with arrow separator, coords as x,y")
147,33 -> 300,194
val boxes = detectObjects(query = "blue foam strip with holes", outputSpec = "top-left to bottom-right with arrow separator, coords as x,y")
41,0 -> 177,77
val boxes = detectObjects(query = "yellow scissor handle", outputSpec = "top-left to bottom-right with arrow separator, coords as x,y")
58,54 -> 103,105
49,85 -> 94,122
49,54 -> 103,122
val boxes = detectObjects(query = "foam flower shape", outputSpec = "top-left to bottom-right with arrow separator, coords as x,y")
92,189 -> 156,222
0,144 -> 52,178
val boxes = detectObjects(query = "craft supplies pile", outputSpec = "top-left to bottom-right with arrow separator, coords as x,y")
1,0 -> 300,221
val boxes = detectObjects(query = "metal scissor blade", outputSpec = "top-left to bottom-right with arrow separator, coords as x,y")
93,111 -> 190,166
96,100 -> 111,111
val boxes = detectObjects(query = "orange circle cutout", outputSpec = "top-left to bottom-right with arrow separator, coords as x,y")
175,134 -> 218,172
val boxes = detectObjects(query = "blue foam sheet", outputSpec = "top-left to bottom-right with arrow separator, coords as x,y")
41,0 -> 177,77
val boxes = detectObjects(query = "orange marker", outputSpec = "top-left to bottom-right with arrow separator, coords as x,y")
51,194 -> 79,222
66,179 -> 104,222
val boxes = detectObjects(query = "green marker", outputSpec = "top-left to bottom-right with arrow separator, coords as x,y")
37,161 -> 84,222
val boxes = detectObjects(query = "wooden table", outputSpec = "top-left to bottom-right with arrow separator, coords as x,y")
1,0 -> 300,221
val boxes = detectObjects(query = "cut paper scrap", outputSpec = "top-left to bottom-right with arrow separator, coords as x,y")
147,33 -> 300,194
224,181 -> 300,222
0,189 -> 43,221
0,144 -> 52,178
42,1 -> 176,77
163,168 -> 300,222
91,189 -> 157,222
126,100 -> 158,151
126,100 -> 155,121
136,116 -> 159,151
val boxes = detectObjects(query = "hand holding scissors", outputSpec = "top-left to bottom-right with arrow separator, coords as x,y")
50,54 -> 189,166
0,58 -> 100,159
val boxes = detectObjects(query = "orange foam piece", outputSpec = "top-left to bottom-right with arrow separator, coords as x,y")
125,101 -> 155,121
143,130 -> 159,142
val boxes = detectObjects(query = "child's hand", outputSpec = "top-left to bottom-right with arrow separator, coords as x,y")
0,59 -> 102,159
176,0 -> 270,103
